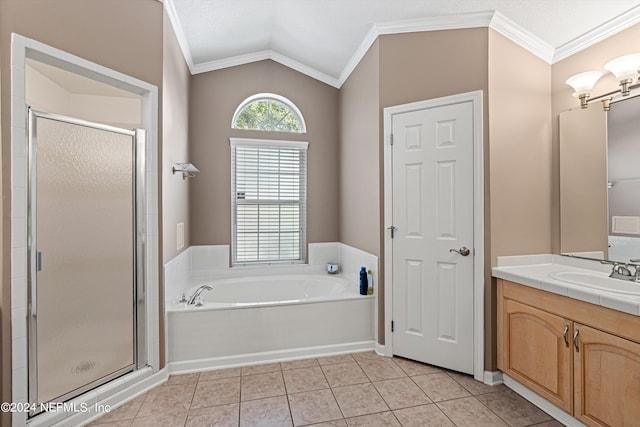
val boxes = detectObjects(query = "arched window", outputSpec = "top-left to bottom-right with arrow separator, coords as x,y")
232,93 -> 306,133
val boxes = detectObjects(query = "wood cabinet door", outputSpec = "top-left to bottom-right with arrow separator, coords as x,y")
574,323 -> 640,427
503,299 -> 573,412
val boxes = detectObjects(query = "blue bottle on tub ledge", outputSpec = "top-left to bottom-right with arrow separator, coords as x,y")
359,267 -> 368,295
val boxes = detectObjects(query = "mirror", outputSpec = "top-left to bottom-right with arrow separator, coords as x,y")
559,95 -> 640,262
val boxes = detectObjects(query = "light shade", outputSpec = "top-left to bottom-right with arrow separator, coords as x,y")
565,71 -> 603,96
604,53 -> 640,81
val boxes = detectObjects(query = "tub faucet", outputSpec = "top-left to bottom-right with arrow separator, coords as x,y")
188,284 -> 213,305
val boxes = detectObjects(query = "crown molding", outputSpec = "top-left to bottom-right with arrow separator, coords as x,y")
269,52 -> 341,88
191,50 -> 340,88
489,11 -> 554,64
192,50 -> 271,74
164,0 -> 196,73
553,5 -> 640,63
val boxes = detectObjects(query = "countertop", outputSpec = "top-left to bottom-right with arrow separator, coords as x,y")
492,254 -> 640,316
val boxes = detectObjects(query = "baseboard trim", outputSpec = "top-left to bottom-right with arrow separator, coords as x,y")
503,374 -> 587,427
167,341 -> 376,374
483,370 -> 504,386
374,342 -> 387,356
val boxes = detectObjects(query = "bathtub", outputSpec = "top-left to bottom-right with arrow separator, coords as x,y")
166,274 -> 375,369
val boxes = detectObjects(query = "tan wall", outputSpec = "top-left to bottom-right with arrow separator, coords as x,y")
189,60 -> 339,248
162,10 -> 191,263
0,1 -> 164,418
551,22 -> 640,253
488,30 -> 552,369
488,31 -> 552,259
338,41 -> 380,257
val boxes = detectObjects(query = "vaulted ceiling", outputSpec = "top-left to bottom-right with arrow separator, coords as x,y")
165,0 -> 640,87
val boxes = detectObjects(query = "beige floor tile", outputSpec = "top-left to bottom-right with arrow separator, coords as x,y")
358,358 -> 406,382
373,377 -> 431,409
447,371 -> 507,396
199,367 -> 242,382
241,371 -> 286,401
345,411 -> 400,426
332,383 -> 390,418
317,354 -> 356,366
87,421 -> 133,427
306,420 -> 347,427
89,394 -> 146,424
288,389 -> 343,426
240,395 -> 292,427
241,362 -> 282,376
130,413 -> 187,427
191,376 -> 241,409
437,397 -> 509,427
136,383 -> 193,418
186,403 -> 240,427
167,372 -> 200,385
281,358 -> 320,370
283,366 -> 329,394
412,373 -> 471,402
393,404 -> 455,427
476,389 -> 552,427
351,351 -> 381,363
321,362 -> 369,387
392,357 -> 443,376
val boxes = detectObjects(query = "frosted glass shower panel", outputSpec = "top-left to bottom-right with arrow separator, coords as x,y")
34,117 -> 135,404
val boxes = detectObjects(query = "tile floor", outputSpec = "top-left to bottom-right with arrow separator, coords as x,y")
88,352 -> 563,427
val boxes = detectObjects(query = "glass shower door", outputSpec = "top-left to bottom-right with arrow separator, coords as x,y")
29,110 -> 138,406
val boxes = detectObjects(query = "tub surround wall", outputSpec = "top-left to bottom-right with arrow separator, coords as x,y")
164,243 -> 378,305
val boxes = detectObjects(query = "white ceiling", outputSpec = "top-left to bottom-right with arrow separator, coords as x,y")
166,0 -> 640,87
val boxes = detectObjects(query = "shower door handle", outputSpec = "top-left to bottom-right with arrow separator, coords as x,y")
36,251 -> 42,272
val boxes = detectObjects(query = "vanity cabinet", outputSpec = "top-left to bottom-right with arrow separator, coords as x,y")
573,324 -> 640,426
501,299 -> 572,412
497,279 -> 640,427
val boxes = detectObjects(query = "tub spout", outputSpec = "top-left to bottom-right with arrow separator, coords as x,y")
188,284 -> 213,305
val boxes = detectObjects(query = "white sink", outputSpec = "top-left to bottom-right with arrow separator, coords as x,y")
548,271 -> 640,295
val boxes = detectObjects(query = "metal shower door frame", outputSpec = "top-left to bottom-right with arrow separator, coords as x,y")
26,108 -> 147,412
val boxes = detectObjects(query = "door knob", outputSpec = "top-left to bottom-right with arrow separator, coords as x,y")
449,247 -> 471,256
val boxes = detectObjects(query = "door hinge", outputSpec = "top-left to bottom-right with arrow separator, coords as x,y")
391,320 -> 394,332
389,133 -> 394,145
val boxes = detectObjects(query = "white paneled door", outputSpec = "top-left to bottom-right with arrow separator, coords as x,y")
390,98 -> 475,374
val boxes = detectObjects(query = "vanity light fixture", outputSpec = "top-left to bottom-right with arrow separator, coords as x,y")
172,162 -> 200,179
566,53 -> 640,111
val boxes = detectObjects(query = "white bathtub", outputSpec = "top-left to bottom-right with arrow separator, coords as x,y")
166,274 -> 375,369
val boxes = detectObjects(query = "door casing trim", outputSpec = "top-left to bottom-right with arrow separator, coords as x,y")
382,90 -> 484,381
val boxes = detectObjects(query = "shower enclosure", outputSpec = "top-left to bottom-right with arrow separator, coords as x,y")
27,109 -> 146,412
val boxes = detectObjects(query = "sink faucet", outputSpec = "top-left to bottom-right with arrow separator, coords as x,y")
187,284 -> 213,305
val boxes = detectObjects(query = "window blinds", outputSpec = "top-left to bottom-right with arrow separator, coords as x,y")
230,138 -> 308,264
